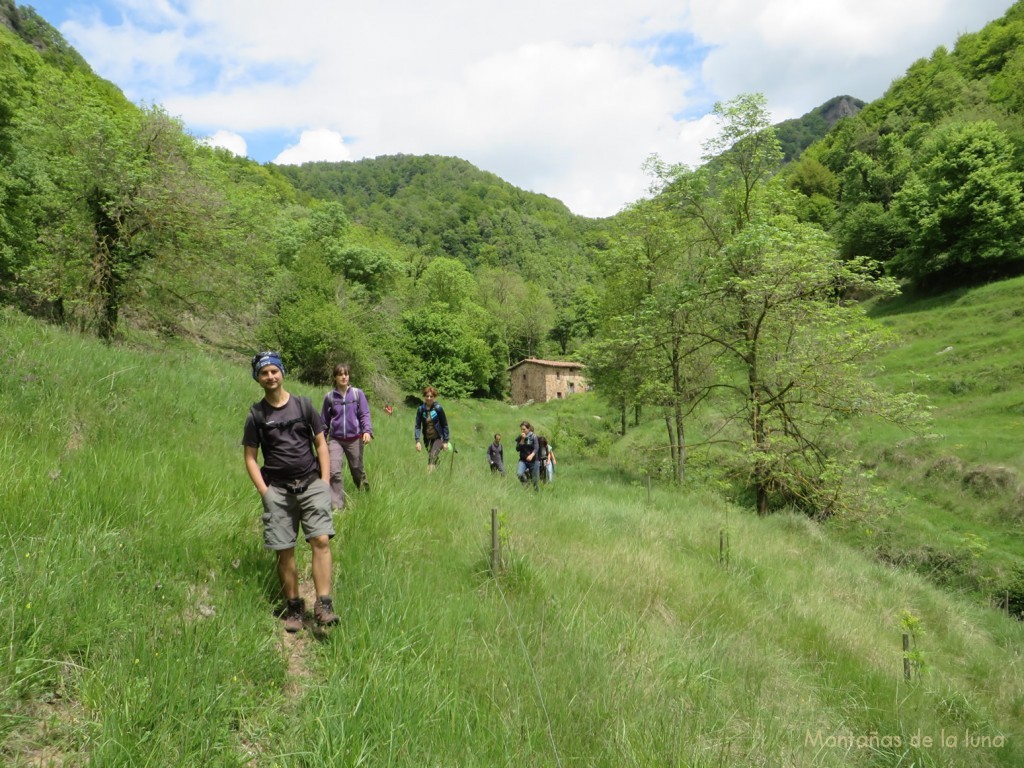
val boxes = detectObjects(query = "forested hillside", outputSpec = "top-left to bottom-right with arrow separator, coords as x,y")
1,0 -> 1023,520
786,1 -> 1024,289
0,2 -> 605,402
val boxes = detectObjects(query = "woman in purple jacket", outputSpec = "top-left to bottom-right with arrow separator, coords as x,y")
321,363 -> 373,510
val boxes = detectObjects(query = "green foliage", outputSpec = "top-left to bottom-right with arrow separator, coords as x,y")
258,253 -> 374,385
807,3 -> 1024,288
616,95 -> 927,514
0,0 -> 93,73
889,120 -> 1024,286
401,303 -> 493,397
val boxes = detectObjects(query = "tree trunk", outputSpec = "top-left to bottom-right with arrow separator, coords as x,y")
756,484 -> 769,516
88,188 -> 121,342
674,402 -> 686,484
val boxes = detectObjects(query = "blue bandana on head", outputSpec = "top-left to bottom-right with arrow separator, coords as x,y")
251,351 -> 285,380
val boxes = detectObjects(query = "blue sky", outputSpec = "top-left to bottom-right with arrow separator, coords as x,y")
24,0 -> 1018,217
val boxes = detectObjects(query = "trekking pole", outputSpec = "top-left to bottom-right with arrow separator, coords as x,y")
448,442 -> 458,478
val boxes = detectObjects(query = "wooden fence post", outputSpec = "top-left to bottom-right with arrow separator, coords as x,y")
903,633 -> 911,680
490,507 -> 502,576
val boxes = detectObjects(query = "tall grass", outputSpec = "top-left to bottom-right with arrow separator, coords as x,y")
830,276 -> 1024,602
3,305 -> 1023,766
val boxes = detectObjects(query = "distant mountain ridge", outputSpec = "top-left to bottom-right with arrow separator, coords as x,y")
775,95 -> 865,161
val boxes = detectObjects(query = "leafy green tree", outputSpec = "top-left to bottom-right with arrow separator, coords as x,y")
476,266 -> 532,367
833,201 -> 908,263
0,41 -> 46,299
18,67 -> 212,340
588,198 -> 714,481
258,251 -> 374,384
401,304 -> 493,397
550,283 -> 599,355
645,95 -> 925,514
414,256 -> 478,312
889,120 -> 1024,286
403,256 -> 498,395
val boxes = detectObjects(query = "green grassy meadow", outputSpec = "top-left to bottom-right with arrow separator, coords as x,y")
837,276 -> 1024,604
3,301 -> 1024,766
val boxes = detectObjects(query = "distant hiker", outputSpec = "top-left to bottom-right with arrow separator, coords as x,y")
321,363 -> 373,510
413,386 -> 449,473
243,351 -> 339,632
536,435 -> 552,483
544,441 -> 556,483
515,421 -> 540,490
487,433 -> 505,477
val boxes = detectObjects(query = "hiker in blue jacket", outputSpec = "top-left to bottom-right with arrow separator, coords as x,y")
321,363 -> 373,510
414,385 -> 449,473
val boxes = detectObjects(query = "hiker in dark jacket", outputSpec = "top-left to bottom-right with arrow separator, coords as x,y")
321,363 -> 373,510
413,386 -> 449,473
242,351 -> 339,632
487,433 -> 505,477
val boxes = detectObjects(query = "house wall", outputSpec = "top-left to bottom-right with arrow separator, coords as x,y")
509,362 -> 587,404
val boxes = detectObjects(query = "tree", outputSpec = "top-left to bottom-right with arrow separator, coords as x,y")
476,266 -> 531,367
644,95 -> 925,515
587,198 -> 714,482
401,304 -> 493,397
403,256 -> 496,396
258,251 -> 374,384
21,70 -> 213,340
889,120 -> 1024,287
550,283 -> 598,355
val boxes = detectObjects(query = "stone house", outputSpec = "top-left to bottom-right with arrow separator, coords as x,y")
508,358 -> 588,405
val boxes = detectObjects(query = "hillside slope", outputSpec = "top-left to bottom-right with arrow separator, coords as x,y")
836,276 -> 1024,604
2,306 -> 1022,766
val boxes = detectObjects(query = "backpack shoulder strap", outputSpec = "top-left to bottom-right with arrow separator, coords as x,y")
298,395 -> 315,431
249,401 -> 266,443
322,391 -> 334,427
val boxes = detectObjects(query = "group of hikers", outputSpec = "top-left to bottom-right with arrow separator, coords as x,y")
243,351 -> 558,633
485,422 -> 556,489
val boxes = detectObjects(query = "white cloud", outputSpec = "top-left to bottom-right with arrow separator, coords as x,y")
48,0 -> 1018,217
201,130 -> 247,157
274,129 -> 353,166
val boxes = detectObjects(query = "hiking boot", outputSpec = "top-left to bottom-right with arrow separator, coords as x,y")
283,598 -> 305,633
314,596 -> 339,627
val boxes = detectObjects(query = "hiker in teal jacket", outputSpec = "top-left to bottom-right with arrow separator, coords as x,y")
413,385 -> 449,473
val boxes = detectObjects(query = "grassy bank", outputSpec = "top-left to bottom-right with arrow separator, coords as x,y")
841,276 -> 1024,606
2,306 -> 1023,766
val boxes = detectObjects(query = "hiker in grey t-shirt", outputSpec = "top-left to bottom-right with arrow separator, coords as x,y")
242,351 -> 340,632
